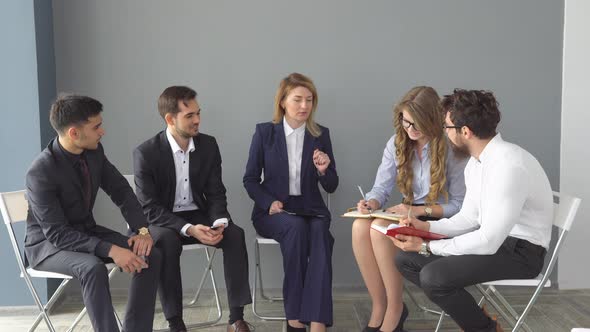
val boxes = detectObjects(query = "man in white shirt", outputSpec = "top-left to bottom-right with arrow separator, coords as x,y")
391,89 -> 553,332
133,86 -> 252,332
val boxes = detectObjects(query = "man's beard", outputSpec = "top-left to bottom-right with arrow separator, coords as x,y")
449,138 -> 470,159
175,126 -> 198,139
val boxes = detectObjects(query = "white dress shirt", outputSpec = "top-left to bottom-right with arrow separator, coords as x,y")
166,129 -> 228,236
428,134 -> 553,256
283,117 -> 305,196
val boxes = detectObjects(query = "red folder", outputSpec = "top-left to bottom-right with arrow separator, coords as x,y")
371,224 -> 448,240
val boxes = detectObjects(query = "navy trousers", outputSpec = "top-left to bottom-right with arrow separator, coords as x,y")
253,197 -> 334,326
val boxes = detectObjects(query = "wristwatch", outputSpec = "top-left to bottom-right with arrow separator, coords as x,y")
138,227 -> 150,236
418,241 -> 431,257
424,206 -> 433,218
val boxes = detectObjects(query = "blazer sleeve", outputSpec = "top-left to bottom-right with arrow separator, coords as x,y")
317,127 -> 338,193
98,149 -> 148,232
133,146 -> 187,233
243,124 -> 277,211
25,164 -> 109,257
203,138 -> 231,221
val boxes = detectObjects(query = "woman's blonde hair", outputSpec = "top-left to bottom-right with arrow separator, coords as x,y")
272,73 -> 321,137
393,86 -> 447,205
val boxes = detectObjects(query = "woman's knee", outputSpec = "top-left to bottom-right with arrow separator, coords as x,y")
352,218 -> 372,240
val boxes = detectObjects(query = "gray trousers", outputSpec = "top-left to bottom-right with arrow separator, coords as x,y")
396,236 -> 546,332
35,227 -> 161,332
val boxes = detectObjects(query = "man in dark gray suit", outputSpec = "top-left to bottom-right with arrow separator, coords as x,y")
25,94 -> 161,332
133,86 -> 252,332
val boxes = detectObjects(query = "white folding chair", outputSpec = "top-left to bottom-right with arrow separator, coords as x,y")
434,191 -> 582,332
251,191 -> 331,321
123,175 -> 222,330
0,190 -> 122,332
252,234 -> 286,320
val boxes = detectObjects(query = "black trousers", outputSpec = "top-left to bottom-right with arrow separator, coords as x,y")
149,210 -> 252,321
396,236 -> 546,332
35,226 -> 162,332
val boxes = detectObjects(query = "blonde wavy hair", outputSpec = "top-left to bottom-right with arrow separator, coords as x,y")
272,73 -> 321,137
393,86 -> 447,205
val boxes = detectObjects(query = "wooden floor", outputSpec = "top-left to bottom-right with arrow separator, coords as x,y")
1,285 -> 590,331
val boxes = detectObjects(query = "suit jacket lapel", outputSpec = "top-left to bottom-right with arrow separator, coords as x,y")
301,129 -> 316,185
50,139 -> 85,198
274,122 -> 288,162
159,132 -> 177,208
189,135 -> 201,195
85,149 -> 102,206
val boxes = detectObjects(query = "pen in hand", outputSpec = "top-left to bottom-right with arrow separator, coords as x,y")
357,185 -> 373,213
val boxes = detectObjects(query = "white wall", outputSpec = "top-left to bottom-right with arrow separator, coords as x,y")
558,0 -> 590,289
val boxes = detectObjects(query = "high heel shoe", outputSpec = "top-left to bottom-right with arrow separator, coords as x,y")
286,322 -> 307,332
362,325 -> 381,332
393,302 -> 409,332
377,302 -> 409,332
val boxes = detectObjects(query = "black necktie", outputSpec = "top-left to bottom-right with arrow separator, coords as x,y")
79,157 -> 92,209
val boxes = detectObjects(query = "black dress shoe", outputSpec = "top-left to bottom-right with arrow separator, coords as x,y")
168,316 -> 187,332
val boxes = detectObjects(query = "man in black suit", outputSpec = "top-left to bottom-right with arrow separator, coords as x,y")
133,86 -> 252,332
25,94 -> 161,332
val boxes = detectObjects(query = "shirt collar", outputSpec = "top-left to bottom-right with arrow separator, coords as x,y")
283,117 -> 306,137
57,138 -> 84,165
478,133 -> 502,163
166,128 -> 195,154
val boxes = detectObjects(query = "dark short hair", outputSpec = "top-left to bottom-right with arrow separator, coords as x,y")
158,86 -> 197,119
441,89 -> 501,139
49,94 -> 103,134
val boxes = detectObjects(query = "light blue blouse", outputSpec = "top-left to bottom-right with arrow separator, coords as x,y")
365,135 -> 467,217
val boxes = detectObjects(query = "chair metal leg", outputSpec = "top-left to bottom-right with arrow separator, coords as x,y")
154,247 -> 222,331
25,274 -> 63,332
404,283 -> 444,316
479,285 -> 533,332
257,243 -> 282,302
187,248 -> 218,306
475,285 -> 533,332
252,240 -> 285,321
434,309 -> 446,332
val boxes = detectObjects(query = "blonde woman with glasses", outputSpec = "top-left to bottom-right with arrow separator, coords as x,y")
352,86 -> 467,332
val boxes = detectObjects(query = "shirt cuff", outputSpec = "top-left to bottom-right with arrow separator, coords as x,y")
428,239 -> 449,257
365,194 -> 384,208
180,223 -> 193,237
95,241 -> 113,258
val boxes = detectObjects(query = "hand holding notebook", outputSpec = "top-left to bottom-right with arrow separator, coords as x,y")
370,222 -> 447,240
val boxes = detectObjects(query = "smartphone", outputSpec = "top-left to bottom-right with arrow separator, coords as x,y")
210,219 -> 228,230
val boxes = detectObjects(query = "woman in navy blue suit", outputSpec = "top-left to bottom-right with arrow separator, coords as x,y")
243,73 -> 338,332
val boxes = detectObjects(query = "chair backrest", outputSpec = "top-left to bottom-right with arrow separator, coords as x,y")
552,191 -> 581,231
0,190 -> 28,225
1,190 -> 32,277
536,191 -> 582,286
124,174 -> 136,193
